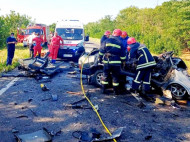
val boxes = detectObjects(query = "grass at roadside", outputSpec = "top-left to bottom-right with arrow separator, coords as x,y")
0,43 -> 30,73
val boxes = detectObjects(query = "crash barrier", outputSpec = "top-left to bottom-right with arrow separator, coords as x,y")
80,49 -> 117,142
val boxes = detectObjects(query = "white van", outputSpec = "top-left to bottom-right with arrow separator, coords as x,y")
55,20 -> 89,61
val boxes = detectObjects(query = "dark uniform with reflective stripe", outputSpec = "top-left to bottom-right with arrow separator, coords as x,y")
129,43 -> 156,92
99,36 -> 126,94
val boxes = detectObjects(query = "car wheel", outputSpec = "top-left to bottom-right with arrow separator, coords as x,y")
168,83 -> 188,100
91,70 -> 103,87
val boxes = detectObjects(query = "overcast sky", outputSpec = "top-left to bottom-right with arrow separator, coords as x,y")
0,0 -> 170,25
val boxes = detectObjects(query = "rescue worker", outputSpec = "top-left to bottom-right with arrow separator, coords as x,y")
120,31 -> 130,61
127,37 -> 156,95
6,33 -> 17,66
120,31 -> 129,49
32,33 -> 43,57
99,29 -> 126,95
50,32 -> 63,63
100,31 -> 111,46
27,32 -> 36,58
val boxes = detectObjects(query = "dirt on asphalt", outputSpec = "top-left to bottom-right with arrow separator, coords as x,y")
0,41 -> 190,142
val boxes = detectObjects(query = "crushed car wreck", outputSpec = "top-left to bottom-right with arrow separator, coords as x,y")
17,52 -> 65,77
78,50 -> 190,100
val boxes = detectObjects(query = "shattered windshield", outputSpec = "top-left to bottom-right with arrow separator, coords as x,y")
56,28 -> 83,40
25,29 -> 43,35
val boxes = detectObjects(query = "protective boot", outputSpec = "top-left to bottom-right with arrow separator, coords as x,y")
101,85 -> 108,94
140,90 -> 155,102
113,86 -> 120,95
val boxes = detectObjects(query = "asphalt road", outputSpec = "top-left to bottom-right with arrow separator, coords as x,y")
0,40 -> 190,142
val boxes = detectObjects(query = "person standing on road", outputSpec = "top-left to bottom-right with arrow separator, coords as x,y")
100,31 -> 111,46
98,29 -> 126,95
6,33 -> 17,66
127,37 -> 156,96
27,32 -> 36,58
50,32 -> 63,64
32,33 -> 43,57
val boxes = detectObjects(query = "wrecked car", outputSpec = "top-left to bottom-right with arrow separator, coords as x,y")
78,50 -> 190,100
18,52 -> 64,76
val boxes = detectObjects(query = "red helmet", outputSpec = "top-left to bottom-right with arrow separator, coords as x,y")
127,37 -> 136,45
112,29 -> 122,36
104,31 -> 111,36
121,31 -> 128,38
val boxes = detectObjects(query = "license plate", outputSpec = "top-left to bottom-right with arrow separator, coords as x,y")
63,54 -> 73,57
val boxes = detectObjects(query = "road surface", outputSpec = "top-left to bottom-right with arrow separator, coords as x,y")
0,40 -> 190,142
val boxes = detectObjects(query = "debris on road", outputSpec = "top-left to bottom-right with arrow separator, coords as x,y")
66,91 -> 81,95
40,84 -> 49,91
12,129 -> 19,133
51,94 -> 58,101
16,115 -> 28,119
68,71 -> 77,75
15,128 -> 52,142
155,97 -> 174,106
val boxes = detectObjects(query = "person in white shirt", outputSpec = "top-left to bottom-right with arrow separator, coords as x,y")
27,32 -> 36,57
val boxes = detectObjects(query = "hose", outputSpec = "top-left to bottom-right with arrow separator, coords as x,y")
80,49 -> 117,142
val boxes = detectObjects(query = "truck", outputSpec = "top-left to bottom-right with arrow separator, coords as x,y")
17,24 -> 50,47
55,20 -> 89,61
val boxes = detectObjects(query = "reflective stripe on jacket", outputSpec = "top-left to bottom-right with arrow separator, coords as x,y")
136,45 -> 156,70
99,36 -> 126,65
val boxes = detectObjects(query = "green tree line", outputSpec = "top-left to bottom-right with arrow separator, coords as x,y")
0,11 -> 31,48
85,0 -> 190,55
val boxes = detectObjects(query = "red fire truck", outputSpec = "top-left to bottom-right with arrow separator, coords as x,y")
17,24 -> 50,47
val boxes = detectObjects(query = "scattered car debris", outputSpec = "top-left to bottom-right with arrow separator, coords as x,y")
15,128 -> 52,142
64,104 -> 92,110
93,127 -> 124,141
145,135 -> 152,140
130,92 -> 146,108
51,94 -> 58,101
28,99 -> 33,103
155,97 -> 174,106
40,84 -> 49,91
66,91 -> 81,95
16,115 -> 28,119
12,129 -> 19,133
68,71 -> 77,75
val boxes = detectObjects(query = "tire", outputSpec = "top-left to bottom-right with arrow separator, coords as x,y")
91,70 -> 103,87
168,83 -> 188,100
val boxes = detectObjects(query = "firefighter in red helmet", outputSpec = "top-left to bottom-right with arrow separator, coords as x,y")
98,29 -> 126,95
100,30 -> 111,46
127,37 -> 156,96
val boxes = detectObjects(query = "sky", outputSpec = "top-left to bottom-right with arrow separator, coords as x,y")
0,0 -> 170,25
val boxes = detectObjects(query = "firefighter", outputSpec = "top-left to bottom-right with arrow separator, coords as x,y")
120,31 -> 129,48
99,29 -> 126,95
100,31 -> 111,46
32,33 -> 43,57
6,33 -> 17,66
127,37 -> 156,95
50,32 -> 63,63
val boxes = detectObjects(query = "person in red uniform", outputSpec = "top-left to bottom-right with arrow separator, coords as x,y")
50,32 -> 64,63
32,33 -> 43,57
